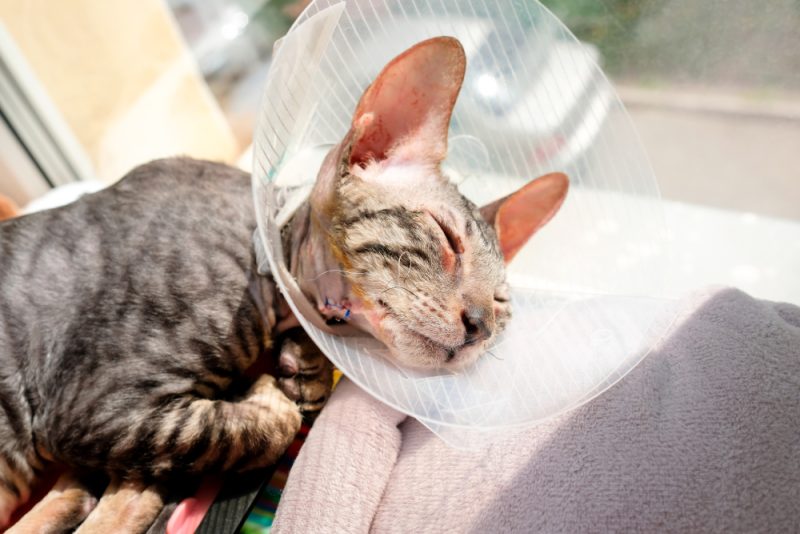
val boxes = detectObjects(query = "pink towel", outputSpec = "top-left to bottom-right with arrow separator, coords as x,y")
274,288 -> 800,533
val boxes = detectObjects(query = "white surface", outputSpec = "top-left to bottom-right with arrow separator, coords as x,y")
662,201 -> 800,305
23,180 -> 105,214
509,188 -> 800,306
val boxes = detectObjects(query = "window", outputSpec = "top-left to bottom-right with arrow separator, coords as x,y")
1,0 -> 797,302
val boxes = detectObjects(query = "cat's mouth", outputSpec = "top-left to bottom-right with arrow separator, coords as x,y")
346,295 -> 496,370
408,331 -> 490,370
376,313 -> 491,370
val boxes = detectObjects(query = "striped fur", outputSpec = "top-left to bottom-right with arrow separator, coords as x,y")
0,158 -> 321,528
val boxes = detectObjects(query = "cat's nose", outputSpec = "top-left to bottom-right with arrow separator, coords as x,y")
461,307 -> 491,345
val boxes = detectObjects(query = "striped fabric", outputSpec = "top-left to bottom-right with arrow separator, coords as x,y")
240,424 -> 310,534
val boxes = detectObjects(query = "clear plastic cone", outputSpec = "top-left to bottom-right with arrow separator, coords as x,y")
252,0 -> 677,448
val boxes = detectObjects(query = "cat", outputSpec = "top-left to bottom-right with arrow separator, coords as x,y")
0,36 -> 567,532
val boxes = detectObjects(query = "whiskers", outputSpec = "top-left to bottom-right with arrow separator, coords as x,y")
376,264 -> 418,299
304,269 -> 366,282
485,348 -> 503,361
304,267 -> 419,300
396,251 -> 414,282
380,285 -> 418,298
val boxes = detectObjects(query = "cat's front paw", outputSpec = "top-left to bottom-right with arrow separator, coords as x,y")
276,329 -> 334,421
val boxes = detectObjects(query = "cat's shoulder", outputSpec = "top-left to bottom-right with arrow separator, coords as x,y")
114,157 -> 249,192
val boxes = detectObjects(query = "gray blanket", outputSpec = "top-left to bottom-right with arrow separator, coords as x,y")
274,288 -> 800,533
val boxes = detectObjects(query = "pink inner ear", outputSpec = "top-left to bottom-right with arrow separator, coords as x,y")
481,172 -> 570,263
349,37 -> 466,167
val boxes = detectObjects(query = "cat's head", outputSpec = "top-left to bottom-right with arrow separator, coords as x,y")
309,37 -> 568,369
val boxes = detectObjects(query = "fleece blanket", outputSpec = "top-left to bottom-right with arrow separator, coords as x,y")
272,287 -> 800,533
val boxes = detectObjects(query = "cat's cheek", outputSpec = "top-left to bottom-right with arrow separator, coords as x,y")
351,304 -> 392,342
386,333 -> 438,369
375,315 -> 401,349
365,308 -> 387,333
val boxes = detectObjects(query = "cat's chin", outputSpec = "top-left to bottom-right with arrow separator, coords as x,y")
380,326 -> 489,371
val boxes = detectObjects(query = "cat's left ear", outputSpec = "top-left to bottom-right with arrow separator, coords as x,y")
348,36 -> 466,167
311,37 -> 465,219
480,172 -> 569,263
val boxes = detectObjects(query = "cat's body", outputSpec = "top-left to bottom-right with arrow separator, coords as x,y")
0,159 -> 314,526
0,37 -> 568,532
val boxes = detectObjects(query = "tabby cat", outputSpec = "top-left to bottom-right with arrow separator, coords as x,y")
0,37 -> 567,531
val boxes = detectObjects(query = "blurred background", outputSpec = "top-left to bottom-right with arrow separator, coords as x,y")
547,0 -> 799,220
0,0 -> 798,301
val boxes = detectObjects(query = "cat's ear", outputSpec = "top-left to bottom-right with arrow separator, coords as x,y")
480,172 -> 569,263
347,36 -> 466,167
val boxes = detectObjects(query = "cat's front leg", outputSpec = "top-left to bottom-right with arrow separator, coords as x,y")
276,328 -> 334,421
74,479 -> 164,534
6,472 -> 96,534
0,448 -> 38,531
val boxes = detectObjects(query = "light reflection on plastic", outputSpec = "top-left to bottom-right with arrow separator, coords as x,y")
220,9 -> 249,40
475,72 -> 500,98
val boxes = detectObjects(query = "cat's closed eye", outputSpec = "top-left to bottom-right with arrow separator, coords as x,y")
428,212 -> 464,273
430,213 -> 464,256
494,284 -> 510,303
